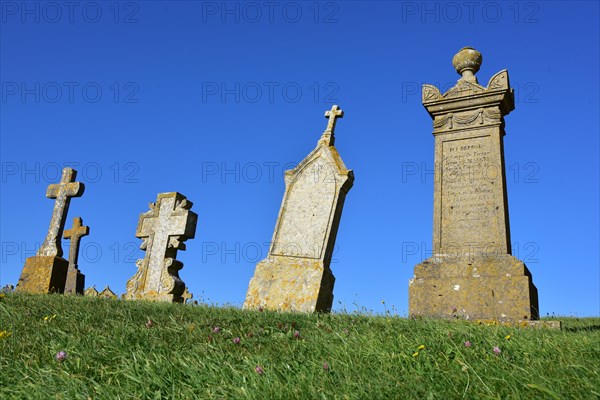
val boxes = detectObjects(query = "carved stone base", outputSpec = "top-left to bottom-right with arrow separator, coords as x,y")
16,256 -> 69,294
409,255 -> 539,321
123,257 -> 185,303
125,290 -> 182,303
64,267 -> 85,295
244,256 -> 335,313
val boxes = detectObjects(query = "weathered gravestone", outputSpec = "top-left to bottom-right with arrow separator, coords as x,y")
124,192 -> 197,303
63,217 -> 89,294
409,47 -> 539,321
244,105 -> 354,312
84,286 -> 99,297
99,286 -> 117,299
17,167 -> 84,294
181,287 -> 193,304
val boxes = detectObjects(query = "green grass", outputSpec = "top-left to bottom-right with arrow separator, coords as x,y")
1,293 -> 598,399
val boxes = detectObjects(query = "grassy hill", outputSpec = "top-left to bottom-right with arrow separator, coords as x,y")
1,293 -> 598,399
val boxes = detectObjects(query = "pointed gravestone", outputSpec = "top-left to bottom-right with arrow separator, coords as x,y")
244,105 -> 354,313
409,47 -> 539,321
63,217 -> 89,294
84,286 -> 99,297
124,192 -> 198,303
17,167 -> 84,294
99,286 -> 117,299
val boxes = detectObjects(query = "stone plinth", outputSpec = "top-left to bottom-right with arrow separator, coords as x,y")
124,192 -> 197,303
17,256 -> 69,294
244,105 -> 353,313
409,47 -> 539,321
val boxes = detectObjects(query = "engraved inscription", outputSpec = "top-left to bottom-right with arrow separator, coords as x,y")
440,136 -> 503,255
272,155 -> 336,259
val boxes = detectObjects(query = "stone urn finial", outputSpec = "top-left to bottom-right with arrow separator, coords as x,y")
452,47 -> 482,83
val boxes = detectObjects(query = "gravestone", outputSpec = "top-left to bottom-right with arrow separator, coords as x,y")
244,105 -> 354,312
63,217 -> 89,294
409,47 -> 539,321
124,192 -> 197,303
181,287 -> 193,304
99,286 -> 117,299
84,286 -> 99,297
16,167 -> 84,294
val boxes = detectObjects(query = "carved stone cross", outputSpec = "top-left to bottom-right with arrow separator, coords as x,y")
38,168 -> 84,257
63,216 -> 89,294
125,192 -> 197,302
324,105 -> 344,134
63,217 -> 89,271
181,287 -> 193,304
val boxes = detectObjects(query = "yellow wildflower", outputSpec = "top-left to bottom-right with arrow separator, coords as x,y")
505,334 -> 511,340
412,352 -> 419,357
43,314 -> 57,322
418,345 -> 425,350
0,330 -> 12,339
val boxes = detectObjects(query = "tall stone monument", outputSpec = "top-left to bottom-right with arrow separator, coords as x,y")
63,217 -> 89,294
244,105 -> 354,313
16,167 -> 84,294
124,192 -> 198,303
409,47 -> 539,321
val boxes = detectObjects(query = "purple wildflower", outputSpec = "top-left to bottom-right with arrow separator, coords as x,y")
55,351 -> 67,362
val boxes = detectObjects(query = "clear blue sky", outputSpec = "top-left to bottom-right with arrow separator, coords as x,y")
1,1 -> 598,316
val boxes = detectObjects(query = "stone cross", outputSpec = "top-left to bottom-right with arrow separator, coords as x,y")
63,217 -> 89,294
38,168 -> 84,258
409,47 -> 539,322
244,106 -> 354,313
16,167 -> 84,294
125,192 -> 197,302
324,105 -> 344,134
181,287 -> 193,304
63,217 -> 89,271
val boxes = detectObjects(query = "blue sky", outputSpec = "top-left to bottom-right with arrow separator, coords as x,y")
1,1 -> 598,316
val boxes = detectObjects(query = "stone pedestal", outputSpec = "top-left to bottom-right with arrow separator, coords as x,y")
409,48 -> 539,321
244,105 -> 353,313
16,256 -> 69,294
410,255 -> 538,320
